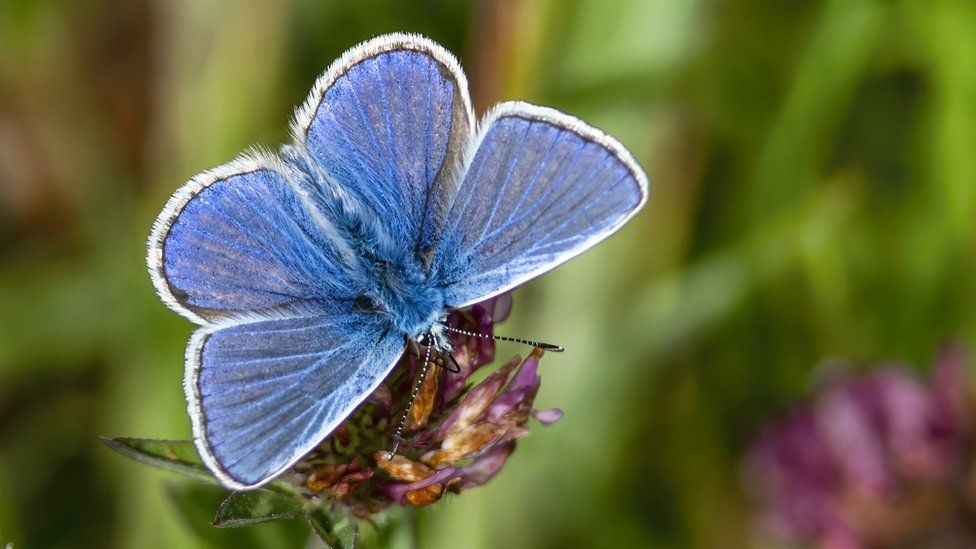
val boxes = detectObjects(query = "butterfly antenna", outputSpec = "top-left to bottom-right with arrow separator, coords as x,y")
388,336 -> 434,460
444,326 -> 565,352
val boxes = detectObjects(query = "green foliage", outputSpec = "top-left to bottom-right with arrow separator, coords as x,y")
101,438 -> 215,484
1,0 -> 975,547
101,437 -> 298,495
213,492 -> 306,529
307,509 -> 359,549
103,437 -> 414,547
165,483 -> 310,549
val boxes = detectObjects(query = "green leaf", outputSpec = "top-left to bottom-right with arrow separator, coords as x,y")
101,436 -> 300,495
166,483 -> 308,548
307,509 -> 359,549
365,506 -> 415,548
213,491 -> 305,528
101,437 -> 216,483
167,483 -> 259,547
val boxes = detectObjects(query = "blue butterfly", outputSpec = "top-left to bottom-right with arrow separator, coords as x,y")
147,33 -> 649,490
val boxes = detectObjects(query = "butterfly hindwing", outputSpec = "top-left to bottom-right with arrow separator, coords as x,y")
433,102 -> 649,307
148,154 -> 360,324
187,311 -> 405,489
294,33 -> 474,266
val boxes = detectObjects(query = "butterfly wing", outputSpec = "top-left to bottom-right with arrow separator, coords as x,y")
148,153 -> 406,488
293,33 -> 474,266
187,312 -> 404,489
148,152 -> 361,324
433,102 -> 649,307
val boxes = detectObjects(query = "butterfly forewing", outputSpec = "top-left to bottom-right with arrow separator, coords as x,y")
432,102 -> 649,308
296,34 -> 474,267
148,156 -> 360,324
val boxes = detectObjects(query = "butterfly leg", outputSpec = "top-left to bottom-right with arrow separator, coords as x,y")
442,351 -> 462,373
405,339 -> 460,373
388,333 -> 434,459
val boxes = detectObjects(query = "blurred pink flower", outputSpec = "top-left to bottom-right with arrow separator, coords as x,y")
745,346 -> 972,548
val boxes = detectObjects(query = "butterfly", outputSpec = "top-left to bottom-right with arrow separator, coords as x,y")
147,33 -> 649,490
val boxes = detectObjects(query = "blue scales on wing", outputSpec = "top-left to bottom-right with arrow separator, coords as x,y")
188,313 -> 404,488
298,36 -> 473,267
432,102 -> 649,308
153,159 -> 360,323
150,158 -> 406,489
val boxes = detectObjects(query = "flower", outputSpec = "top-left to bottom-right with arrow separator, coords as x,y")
744,346 -> 973,548
284,294 -> 561,516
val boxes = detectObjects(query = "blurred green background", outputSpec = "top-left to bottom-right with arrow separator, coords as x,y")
1,0 -> 975,547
